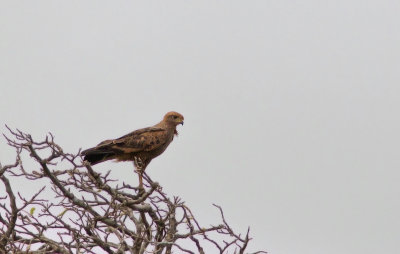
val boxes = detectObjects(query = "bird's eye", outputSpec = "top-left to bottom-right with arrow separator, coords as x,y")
172,115 -> 178,119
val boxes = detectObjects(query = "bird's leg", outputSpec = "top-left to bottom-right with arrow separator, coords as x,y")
138,170 -> 143,188
133,158 -> 144,191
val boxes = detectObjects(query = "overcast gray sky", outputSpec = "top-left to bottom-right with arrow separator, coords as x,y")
1,1 -> 400,253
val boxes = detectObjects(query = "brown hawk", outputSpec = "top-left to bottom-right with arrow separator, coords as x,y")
81,111 -> 184,187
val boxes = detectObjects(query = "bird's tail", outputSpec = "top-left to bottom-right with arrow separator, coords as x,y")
81,147 -> 116,165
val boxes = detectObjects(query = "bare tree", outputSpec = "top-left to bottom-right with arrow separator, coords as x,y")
0,127 -> 266,254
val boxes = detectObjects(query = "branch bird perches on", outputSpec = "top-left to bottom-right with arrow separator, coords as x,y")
0,125 -> 266,253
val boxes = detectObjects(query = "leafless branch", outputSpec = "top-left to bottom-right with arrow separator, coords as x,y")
0,127 -> 266,253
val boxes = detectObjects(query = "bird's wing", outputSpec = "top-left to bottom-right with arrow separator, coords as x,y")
96,127 -> 169,153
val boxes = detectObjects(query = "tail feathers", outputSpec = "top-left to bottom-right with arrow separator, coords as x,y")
81,148 -> 116,165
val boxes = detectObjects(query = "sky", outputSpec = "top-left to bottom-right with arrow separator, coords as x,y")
1,1 -> 400,253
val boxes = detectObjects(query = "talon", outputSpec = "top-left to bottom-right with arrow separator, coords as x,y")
138,186 -> 145,195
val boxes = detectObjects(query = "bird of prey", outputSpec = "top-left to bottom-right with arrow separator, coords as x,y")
81,111 -> 184,187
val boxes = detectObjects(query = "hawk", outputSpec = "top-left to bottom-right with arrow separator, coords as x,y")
81,111 -> 184,187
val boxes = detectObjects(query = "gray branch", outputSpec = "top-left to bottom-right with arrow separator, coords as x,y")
0,127 -> 266,253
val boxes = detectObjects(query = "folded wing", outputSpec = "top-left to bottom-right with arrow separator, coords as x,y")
81,127 -> 167,165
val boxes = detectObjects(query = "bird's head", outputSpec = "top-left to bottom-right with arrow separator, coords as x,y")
164,111 -> 184,126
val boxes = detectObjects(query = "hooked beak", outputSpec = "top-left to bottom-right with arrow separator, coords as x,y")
180,121 -> 184,126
